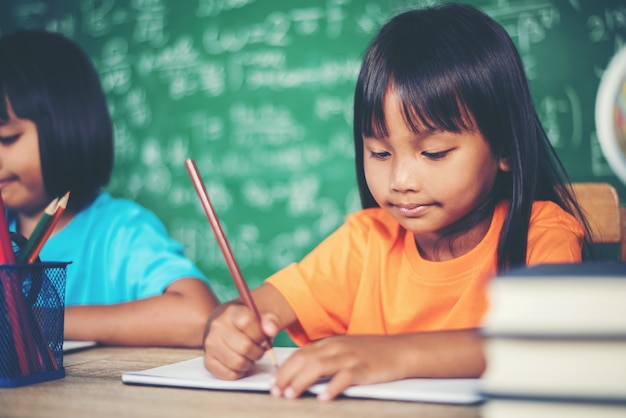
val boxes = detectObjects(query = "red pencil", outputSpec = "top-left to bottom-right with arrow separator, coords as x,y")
0,193 -> 29,374
25,191 -> 70,264
0,193 -> 15,263
185,158 -> 278,368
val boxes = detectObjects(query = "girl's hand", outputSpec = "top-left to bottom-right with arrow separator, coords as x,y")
202,301 -> 280,380
269,329 -> 485,401
270,335 -> 407,401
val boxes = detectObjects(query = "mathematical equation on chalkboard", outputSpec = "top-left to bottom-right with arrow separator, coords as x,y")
2,0 -> 625,298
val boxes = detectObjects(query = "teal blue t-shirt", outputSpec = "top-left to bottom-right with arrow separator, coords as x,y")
8,192 -> 209,306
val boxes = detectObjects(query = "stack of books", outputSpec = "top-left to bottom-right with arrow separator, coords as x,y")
480,263 -> 626,418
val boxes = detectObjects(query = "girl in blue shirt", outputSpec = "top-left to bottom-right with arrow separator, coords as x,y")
0,29 -> 219,347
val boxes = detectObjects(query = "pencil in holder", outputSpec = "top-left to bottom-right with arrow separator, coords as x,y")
0,262 -> 69,387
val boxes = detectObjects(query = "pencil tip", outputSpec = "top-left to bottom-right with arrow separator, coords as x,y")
45,197 -> 60,214
58,191 -> 70,207
267,348 -> 279,369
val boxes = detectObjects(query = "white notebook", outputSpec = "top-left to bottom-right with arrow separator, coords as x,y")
121,347 -> 482,404
63,340 -> 98,352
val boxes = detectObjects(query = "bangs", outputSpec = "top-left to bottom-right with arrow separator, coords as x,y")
0,58 -> 40,124
0,83 -> 11,122
0,94 -> 8,122
362,75 -> 477,138
0,91 -> 32,123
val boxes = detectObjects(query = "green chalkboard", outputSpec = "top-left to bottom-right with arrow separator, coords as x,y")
1,1 -> 626,305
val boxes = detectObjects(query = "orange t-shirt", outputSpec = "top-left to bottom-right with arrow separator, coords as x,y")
265,200 -> 584,346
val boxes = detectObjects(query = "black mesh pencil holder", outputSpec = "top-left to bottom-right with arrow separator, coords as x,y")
0,232 -> 69,387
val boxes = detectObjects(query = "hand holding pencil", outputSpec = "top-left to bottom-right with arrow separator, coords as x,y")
185,159 -> 278,370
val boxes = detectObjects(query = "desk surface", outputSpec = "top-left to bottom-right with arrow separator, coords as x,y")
0,346 -> 481,418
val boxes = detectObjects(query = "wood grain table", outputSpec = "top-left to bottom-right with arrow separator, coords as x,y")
0,346 -> 482,418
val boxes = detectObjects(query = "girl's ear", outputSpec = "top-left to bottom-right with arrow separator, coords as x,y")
498,156 -> 511,172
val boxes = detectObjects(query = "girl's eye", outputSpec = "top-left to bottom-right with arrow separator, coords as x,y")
369,150 -> 391,160
422,150 -> 451,160
0,134 -> 20,145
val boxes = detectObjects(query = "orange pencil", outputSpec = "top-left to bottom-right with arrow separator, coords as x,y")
185,158 -> 278,368
25,191 -> 70,264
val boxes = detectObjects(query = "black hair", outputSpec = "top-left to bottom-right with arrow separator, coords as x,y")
353,3 -> 593,272
0,29 -> 113,211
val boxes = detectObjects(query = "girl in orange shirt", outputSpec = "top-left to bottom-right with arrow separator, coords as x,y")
201,3 -> 592,401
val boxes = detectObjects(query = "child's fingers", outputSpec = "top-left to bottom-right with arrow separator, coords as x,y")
228,306 -> 273,348
203,351 -> 251,380
213,327 -> 264,369
260,313 -> 280,339
203,304 -> 268,378
270,348 -> 330,399
316,370 -> 355,401
203,329 -> 259,379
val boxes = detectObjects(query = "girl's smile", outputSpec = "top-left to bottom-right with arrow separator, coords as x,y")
389,202 -> 437,218
0,176 -> 18,188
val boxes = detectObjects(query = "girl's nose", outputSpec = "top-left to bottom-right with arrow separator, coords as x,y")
390,158 -> 419,192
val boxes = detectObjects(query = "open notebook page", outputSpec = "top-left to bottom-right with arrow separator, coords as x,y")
121,347 -> 482,404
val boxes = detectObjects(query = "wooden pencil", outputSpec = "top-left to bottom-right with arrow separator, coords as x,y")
16,197 -> 59,263
25,191 -> 70,264
185,159 -> 278,368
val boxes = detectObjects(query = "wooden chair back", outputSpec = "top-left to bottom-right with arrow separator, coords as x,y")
571,182 -> 626,262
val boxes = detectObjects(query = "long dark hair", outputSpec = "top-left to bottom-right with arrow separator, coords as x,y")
0,29 -> 113,211
353,3 -> 593,272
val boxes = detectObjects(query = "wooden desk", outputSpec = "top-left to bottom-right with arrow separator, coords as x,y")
0,346 -> 481,418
